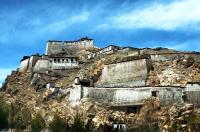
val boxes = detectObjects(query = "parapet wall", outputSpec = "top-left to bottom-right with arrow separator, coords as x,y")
33,59 -> 51,73
19,58 -> 30,72
150,53 -> 200,62
45,38 -> 94,55
27,56 -> 41,72
45,41 -> 63,55
185,83 -> 200,107
96,59 -> 151,87
69,85 -> 82,102
70,86 -> 184,106
19,56 -> 41,73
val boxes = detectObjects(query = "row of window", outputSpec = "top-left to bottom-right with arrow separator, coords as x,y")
51,58 -> 77,63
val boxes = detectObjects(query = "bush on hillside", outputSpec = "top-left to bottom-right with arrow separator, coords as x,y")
31,113 -> 46,132
49,114 -> 67,132
71,112 -> 85,132
0,98 -> 9,130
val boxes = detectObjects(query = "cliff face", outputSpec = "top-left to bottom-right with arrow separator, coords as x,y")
148,57 -> 200,86
1,47 -> 200,131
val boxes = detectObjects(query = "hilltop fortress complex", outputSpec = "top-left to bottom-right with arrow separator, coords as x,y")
16,37 -> 200,109
2,37 -> 200,131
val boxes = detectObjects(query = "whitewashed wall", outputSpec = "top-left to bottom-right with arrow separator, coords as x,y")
27,56 -> 41,72
185,83 -> 200,91
69,86 -> 82,102
96,59 -> 150,87
70,86 -> 184,105
45,41 -> 63,55
150,53 -> 200,62
51,58 -> 78,70
19,58 -> 30,72
150,54 -> 177,62
33,59 -> 51,73
185,83 -> 200,106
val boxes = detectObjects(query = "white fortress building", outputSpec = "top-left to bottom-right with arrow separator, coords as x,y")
49,55 -> 79,70
45,37 -> 94,55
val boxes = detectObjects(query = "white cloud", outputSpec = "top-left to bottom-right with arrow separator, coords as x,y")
96,23 -> 109,30
41,11 -> 90,33
151,40 -> 200,51
163,43 -> 188,50
71,11 -> 89,22
110,0 -> 200,30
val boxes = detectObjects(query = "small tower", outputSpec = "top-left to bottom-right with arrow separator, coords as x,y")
45,40 -> 63,55
74,77 -> 80,85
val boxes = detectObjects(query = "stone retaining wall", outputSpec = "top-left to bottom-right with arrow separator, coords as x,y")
96,59 -> 151,87
70,86 -> 184,106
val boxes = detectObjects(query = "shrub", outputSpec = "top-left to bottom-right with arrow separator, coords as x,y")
31,113 -> 46,132
71,112 -> 85,132
49,114 -> 66,132
8,103 -> 19,130
14,107 -> 32,130
0,98 -> 9,130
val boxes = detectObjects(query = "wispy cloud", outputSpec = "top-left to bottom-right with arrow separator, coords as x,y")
0,2 -> 90,44
0,68 -> 14,80
150,40 -> 200,51
0,0 -> 200,73
0,68 -> 15,87
40,11 -> 90,33
164,43 -> 188,51
108,0 -> 200,30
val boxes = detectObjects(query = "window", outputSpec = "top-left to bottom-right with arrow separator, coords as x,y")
57,59 -> 60,63
71,58 -> 73,63
54,59 -> 57,63
113,124 -> 126,131
62,59 -> 65,63
152,91 -> 159,97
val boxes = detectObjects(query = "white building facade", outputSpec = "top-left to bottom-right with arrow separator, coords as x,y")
50,56 -> 79,70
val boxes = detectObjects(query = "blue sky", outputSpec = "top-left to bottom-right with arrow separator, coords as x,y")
0,0 -> 200,86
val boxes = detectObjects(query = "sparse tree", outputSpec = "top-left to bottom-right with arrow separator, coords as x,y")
0,98 -> 9,130
14,107 -> 32,131
31,113 -> 46,132
71,112 -> 85,132
49,114 -> 66,132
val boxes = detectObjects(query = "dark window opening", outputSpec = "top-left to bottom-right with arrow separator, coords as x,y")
80,80 -> 90,87
152,91 -> 158,97
111,105 -> 142,114
113,124 -> 126,132
127,106 -> 141,113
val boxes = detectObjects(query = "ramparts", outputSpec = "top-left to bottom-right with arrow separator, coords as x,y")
70,86 -> 184,106
45,37 -> 94,55
96,59 -> 151,87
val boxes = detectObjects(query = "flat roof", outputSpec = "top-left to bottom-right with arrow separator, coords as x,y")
187,82 -> 200,84
49,55 -> 78,58
92,85 -> 186,89
48,37 -> 93,43
110,103 -> 143,107
48,40 -> 62,42
105,55 -> 150,65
